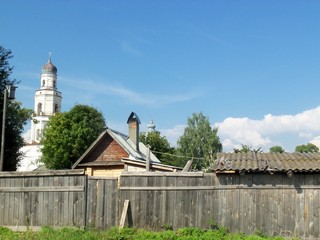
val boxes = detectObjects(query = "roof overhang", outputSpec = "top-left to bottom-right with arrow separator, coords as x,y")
77,161 -> 125,168
121,158 -> 182,172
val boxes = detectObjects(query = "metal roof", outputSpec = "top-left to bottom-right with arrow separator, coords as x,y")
212,152 -> 320,173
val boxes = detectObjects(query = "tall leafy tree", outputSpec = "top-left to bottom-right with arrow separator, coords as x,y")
269,145 -> 285,153
0,46 -> 32,171
140,131 -> 176,166
41,104 -> 106,169
177,112 -> 222,170
295,143 -> 319,153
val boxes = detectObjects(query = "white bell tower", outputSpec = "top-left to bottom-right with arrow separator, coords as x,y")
30,54 -> 62,143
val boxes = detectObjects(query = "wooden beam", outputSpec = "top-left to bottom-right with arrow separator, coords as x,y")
88,176 -> 118,180
0,186 -> 84,192
119,200 -> 130,229
0,169 -> 85,177
121,172 -> 204,177
182,160 -> 193,172
119,185 -> 315,191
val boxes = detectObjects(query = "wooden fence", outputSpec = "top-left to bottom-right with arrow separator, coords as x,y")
0,170 -> 86,230
0,170 -> 119,230
119,172 -> 320,239
1,170 -> 320,239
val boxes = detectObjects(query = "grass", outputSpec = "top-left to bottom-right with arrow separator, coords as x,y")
0,226 -> 298,240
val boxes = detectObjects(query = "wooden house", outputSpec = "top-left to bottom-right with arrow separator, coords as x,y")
72,112 -> 181,177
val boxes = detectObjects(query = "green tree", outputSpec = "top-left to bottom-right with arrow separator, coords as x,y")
269,145 -> 285,153
234,144 -> 263,153
177,112 -> 222,170
139,131 -> 176,166
295,143 -> 319,153
41,104 -> 106,169
0,47 -> 32,171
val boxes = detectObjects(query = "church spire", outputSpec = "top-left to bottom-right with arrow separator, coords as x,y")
147,120 -> 156,132
30,55 -> 62,143
42,52 -> 57,74
48,52 -> 52,63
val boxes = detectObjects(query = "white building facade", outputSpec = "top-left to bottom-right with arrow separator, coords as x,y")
30,56 -> 62,143
18,56 -> 62,171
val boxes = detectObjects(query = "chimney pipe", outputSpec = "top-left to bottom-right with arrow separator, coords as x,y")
127,112 -> 141,151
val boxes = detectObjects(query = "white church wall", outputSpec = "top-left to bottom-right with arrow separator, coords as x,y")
18,144 -> 43,171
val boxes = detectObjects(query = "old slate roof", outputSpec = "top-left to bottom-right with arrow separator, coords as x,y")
212,152 -> 320,173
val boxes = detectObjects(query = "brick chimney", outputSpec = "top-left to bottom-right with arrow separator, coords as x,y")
127,112 -> 141,151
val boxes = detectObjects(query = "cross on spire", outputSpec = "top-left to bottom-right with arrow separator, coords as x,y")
48,52 -> 52,62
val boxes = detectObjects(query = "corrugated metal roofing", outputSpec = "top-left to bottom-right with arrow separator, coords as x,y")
212,152 -> 320,173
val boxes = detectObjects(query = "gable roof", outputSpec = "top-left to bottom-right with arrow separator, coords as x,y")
72,127 -> 160,169
212,152 -> 320,173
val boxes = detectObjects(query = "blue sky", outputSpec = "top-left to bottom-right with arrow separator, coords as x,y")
1,1 -> 320,152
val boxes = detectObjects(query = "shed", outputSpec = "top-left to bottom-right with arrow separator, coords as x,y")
72,112 -> 181,177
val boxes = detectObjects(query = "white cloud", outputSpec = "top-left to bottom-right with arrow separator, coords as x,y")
310,136 -> 320,149
215,106 -> 320,152
160,125 -> 186,147
161,106 -> 320,152
60,76 -> 198,107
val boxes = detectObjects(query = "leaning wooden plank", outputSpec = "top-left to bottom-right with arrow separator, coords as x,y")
182,160 -> 193,172
119,200 -> 130,229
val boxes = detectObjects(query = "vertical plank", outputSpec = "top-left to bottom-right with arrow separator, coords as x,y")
295,184 -> 305,237
32,176 -> 40,227
62,175 -> 69,226
96,179 -> 105,229
314,188 -> 320,239
87,178 -> 96,227
0,176 -> 5,225
160,175 -> 167,228
8,177 -> 15,226
103,179 -> 110,229
37,176 -> 44,226
172,176 -> 180,229
4,177 -> 10,226
43,174 -> 50,226
112,178 -> 119,227
104,179 -> 114,228
152,176 -> 162,229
